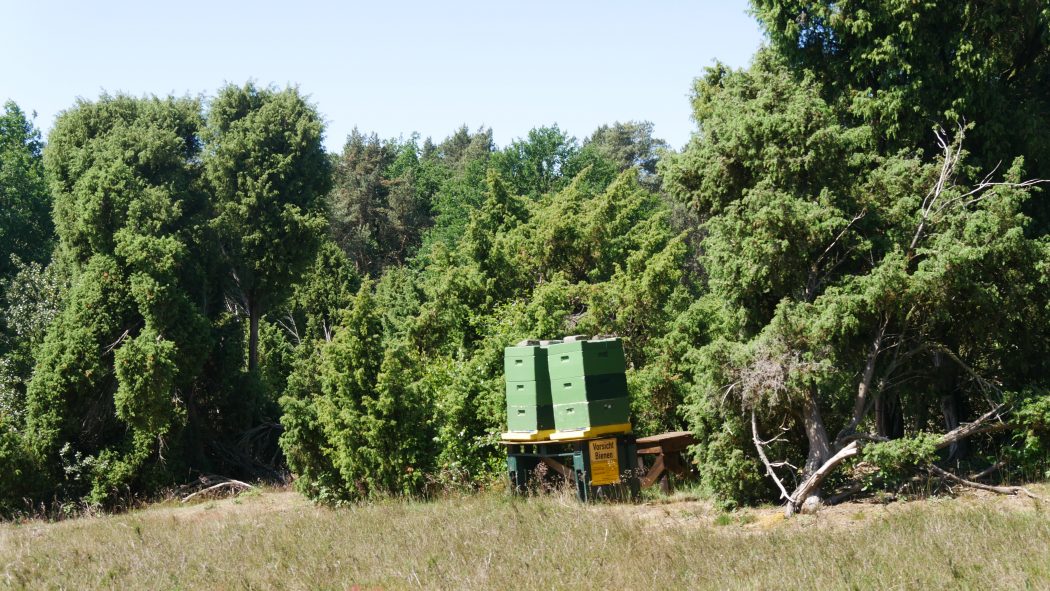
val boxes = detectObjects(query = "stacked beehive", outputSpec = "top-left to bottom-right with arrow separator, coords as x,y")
502,341 -> 556,440
502,336 -> 631,441
547,337 -> 630,439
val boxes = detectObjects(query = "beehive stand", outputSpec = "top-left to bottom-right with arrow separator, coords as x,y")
502,432 -> 640,502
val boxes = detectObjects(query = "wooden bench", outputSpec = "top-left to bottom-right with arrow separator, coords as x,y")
635,431 -> 696,493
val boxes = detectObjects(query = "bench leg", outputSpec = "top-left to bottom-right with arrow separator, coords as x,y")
640,455 -> 666,489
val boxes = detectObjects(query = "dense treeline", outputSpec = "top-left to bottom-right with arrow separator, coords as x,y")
1,0 -> 1048,514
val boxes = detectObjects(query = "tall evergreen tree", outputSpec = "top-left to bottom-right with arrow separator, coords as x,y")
26,95 -> 211,503
751,1 -> 1050,202
328,130 -> 431,275
0,102 -> 52,282
663,51 -> 1050,511
204,83 -> 331,373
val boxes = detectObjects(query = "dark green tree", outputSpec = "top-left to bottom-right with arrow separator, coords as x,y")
26,94 -> 211,504
204,83 -> 331,373
582,121 -> 669,191
663,51 -> 1050,512
751,1 -> 1050,198
0,102 -> 52,282
328,130 -> 431,275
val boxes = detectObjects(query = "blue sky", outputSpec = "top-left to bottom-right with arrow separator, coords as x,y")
2,1 -> 764,151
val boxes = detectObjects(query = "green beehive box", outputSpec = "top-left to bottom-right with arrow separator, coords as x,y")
547,338 -> 626,379
504,344 -> 550,383
506,404 -> 555,432
553,397 -> 630,432
505,378 -> 553,406
551,373 -> 628,405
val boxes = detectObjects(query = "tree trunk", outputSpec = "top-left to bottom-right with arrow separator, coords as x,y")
248,301 -> 260,373
841,318 -> 887,442
875,390 -> 904,439
788,440 -> 861,515
940,390 -> 969,461
801,386 -> 831,478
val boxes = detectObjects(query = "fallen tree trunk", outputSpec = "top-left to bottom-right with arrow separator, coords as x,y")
783,403 -> 1013,515
785,440 -> 862,516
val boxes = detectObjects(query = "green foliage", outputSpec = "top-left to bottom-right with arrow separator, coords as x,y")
279,282 -> 435,502
491,125 -> 577,198
1008,389 -> 1050,479
665,45 -> 1050,507
205,82 -> 331,372
329,130 -> 432,275
279,122 -> 686,501
582,120 -> 669,191
0,102 -> 52,282
0,257 -> 65,427
861,434 -> 941,487
0,86 -> 339,509
751,0 -> 1050,223
24,93 -> 212,503
113,329 -> 182,435
416,126 -> 494,256
687,399 -> 768,510
0,418 -> 40,515
7,35 -> 1047,515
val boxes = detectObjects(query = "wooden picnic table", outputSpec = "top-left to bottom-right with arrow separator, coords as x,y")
635,431 -> 695,493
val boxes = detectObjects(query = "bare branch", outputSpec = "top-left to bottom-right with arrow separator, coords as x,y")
969,460 -> 1007,481
911,126 -> 964,252
838,315 -> 889,444
807,209 -> 867,300
927,464 -> 1043,500
102,329 -> 131,355
719,381 -> 738,406
752,411 -> 792,502
816,210 -> 867,270
274,313 -> 302,347
181,478 -> 254,503
936,403 -> 1009,450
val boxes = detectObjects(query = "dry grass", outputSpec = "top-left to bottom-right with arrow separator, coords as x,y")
2,484 -> 1049,590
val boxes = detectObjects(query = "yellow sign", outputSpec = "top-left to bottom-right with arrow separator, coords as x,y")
588,438 -> 621,485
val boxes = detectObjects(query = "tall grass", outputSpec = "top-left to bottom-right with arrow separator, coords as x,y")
1,487 -> 1048,589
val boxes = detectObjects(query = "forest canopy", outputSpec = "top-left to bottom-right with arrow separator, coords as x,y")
1,0 -> 1048,514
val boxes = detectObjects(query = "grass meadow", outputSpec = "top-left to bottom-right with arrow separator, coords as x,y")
1,484 -> 1048,590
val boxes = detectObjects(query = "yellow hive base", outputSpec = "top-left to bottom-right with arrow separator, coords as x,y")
549,422 -> 632,441
501,429 -> 556,442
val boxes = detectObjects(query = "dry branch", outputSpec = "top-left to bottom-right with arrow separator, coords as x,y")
935,404 -> 1009,450
752,411 -> 791,502
927,464 -> 1043,500
181,478 -> 254,503
969,460 -> 1007,481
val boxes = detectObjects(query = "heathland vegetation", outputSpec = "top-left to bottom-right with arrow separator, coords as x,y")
2,485 -> 1049,589
1,1 -> 1050,516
